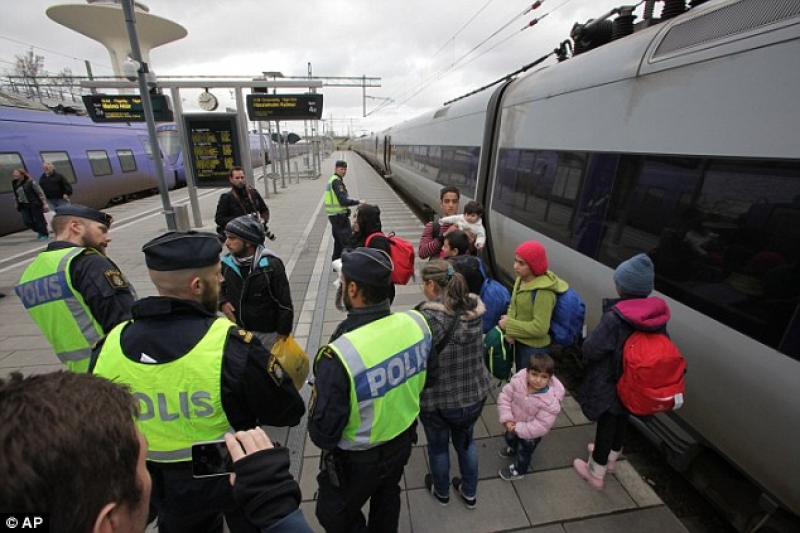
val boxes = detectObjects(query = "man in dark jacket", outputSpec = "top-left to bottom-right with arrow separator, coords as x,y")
91,231 -> 305,533
220,216 -> 294,352
215,166 -> 270,238
12,168 -> 49,240
39,161 -> 72,210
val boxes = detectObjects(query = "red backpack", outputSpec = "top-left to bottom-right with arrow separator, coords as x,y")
617,331 -> 686,415
365,232 -> 415,285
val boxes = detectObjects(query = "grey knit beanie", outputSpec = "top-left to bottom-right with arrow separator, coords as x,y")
225,216 -> 265,245
614,253 -> 654,296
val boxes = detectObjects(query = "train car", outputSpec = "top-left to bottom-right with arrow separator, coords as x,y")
371,0 -> 800,529
1,105 -> 178,236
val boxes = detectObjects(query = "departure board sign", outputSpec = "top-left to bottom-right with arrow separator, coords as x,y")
183,114 -> 241,188
82,94 -> 173,123
246,94 -> 323,121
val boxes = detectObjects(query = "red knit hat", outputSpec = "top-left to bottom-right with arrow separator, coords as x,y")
515,241 -> 548,276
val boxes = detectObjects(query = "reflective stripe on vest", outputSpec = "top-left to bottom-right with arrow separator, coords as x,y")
325,311 -> 432,450
93,317 -> 233,463
324,175 -> 348,215
15,247 -> 103,373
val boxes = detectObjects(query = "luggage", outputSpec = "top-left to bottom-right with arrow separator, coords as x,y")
484,326 -> 513,381
548,287 -> 586,347
616,331 -> 686,415
366,232 -> 416,285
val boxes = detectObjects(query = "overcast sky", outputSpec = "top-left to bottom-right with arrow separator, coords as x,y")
2,0 -> 644,135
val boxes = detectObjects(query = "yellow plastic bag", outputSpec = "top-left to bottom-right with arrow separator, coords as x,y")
272,335 -> 310,389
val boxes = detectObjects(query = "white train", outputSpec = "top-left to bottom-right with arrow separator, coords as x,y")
356,0 -> 800,529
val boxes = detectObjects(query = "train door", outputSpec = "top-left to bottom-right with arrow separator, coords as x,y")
383,135 -> 392,176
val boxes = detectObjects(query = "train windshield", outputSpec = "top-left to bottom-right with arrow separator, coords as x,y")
157,128 -> 182,163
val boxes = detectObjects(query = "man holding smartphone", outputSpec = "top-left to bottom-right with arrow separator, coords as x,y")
0,372 -> 312,533
91,231 -> 306,533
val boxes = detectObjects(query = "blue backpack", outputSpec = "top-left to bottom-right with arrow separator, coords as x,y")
478,260 -> 511,334
533,286 -> 585,346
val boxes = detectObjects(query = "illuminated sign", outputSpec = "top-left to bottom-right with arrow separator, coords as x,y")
183,114 -> 241,188
246,94 -> 323,121
82,94 -> 173,123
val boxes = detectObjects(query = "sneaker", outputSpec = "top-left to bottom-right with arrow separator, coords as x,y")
424,474 -> 449,506
451,477 -> 476,509
498,445 -> 515,459
499,465 -> 524,481
36,235 -> 48,241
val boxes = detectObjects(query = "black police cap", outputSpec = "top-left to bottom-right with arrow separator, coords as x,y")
335,160 -> 347,168
142,231 -> 222,271
54,204 -> 113,228
341,247 -> 393,287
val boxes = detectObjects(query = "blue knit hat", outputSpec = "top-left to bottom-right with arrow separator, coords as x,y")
614,253 -> 654,296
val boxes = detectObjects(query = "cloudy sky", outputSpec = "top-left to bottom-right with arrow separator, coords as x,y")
2,0 -> 645,135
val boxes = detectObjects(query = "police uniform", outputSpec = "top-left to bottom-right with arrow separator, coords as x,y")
15,205 -> 135,372
324,160 -> 360,261
91,231 -> 306,533
309,248 -> 432,533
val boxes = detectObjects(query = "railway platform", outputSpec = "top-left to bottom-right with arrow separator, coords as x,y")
0,151 -> 689,533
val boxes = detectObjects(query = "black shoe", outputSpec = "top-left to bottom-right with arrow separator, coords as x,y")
452,477 -> 476,509
425,473 -> 449,505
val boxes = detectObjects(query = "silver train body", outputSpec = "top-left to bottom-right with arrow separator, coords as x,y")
356,0 -> 800,526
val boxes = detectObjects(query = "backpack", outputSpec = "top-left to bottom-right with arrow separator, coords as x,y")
484,326 -> 513,381
477,260 -> 511,334
366,232 -> 415,285
532,287 -> 586,346
616,331 -> 687,415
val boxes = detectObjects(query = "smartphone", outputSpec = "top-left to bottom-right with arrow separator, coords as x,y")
191,439 -> 234,478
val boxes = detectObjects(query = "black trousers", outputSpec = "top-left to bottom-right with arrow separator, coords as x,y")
148,463 -> 258,533
20,204 -> 48,237
329,214 -> 352,261
315,437 -> 412,533
591,411 -> 628,467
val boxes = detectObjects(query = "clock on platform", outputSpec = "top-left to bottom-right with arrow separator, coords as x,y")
198,90 -> 218,111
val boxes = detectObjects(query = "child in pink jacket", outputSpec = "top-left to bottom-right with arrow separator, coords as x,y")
497,353 -> 565,480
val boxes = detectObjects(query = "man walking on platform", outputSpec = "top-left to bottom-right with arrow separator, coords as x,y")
220,215 -> 294,353
323,160 -> 364,261
15,205 -> 135,372
215,166 -> 270,238
91,231 -> 306,533
418,186 -> 460,260
39,161 -> 72,210
309,248 -> 432,533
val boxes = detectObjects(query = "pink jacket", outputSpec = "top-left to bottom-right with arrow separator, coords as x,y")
497,370 -> 565,440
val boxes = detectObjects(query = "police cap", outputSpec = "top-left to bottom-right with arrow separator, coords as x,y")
142,231 -> 222,271
54,204 -> 113,228
335,160 -> 347,168
341,247 -> 393,287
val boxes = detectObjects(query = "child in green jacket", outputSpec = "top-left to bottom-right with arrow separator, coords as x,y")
499,241 -> 568,371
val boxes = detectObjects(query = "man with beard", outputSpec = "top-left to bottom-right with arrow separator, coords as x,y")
16,204 -> 136,372
309,248 -> 432,533
215,166 -> 270,239
220,215 -> 294,353
91,231 -> 306,533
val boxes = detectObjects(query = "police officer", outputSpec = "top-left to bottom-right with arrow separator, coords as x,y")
15,204 -> 135,372
309,248 -> 433,533
91,231 -> 306,533
324,160 -> 364,261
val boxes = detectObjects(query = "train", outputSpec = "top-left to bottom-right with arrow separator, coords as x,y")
0,104 -> 182,236
355,0 -> 800,529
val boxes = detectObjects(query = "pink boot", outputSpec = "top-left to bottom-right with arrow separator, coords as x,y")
587,443 -> 621,474
573,457 -> 607,490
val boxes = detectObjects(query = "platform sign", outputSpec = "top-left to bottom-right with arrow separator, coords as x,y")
183,114 -> 241,188
82,94 -> 173,123
246,94 -> 323,121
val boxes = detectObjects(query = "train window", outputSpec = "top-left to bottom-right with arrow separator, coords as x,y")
117,149 -> 137,173
140,139 -> 154,160
39,152 -> 76,184
156,129 -> 181,158
491,149 -> 585,244
87,150 -> 112,177
598,154 -> 800,359
0,152 -> 26,194
438,147 -> 478,199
